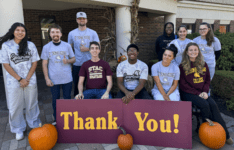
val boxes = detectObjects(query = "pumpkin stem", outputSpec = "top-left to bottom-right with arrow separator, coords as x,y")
118,126 -> 126,135
39,123 -> 42,127
206,118 -> 214,126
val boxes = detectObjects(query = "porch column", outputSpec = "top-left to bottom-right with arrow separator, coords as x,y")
115,6 -> 131,59
0,0 -> 24,108
164,13 -> 176,33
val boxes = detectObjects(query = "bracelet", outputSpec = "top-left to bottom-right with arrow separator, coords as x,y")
18,77 -> 22,82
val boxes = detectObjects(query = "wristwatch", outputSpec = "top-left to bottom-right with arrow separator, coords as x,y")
18,77 -> 22,82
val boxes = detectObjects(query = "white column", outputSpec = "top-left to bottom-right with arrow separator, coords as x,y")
164,13 -> 176,33
115,6 -> 131,59
0,0 -> 24,109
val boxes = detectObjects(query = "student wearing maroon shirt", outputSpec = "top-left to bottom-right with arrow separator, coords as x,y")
179,42 -> 233,145
75,41 -> 113,99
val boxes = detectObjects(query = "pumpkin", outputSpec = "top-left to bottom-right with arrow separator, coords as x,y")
117,126 -> 133,150
118,53 -> 127,63
28,123 -> 58,150
199,119 -> 226,149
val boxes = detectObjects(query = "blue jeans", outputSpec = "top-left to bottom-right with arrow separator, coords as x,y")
72,65 -> 81,97
50,82 -> 72,121
83,89 -> 112,99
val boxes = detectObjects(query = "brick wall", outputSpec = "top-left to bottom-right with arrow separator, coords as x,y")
136,13 -> 164,64
176,18 -> 182,32
230,20 -> 234,33
213,20 -> 220,32
195,19 -> 202,33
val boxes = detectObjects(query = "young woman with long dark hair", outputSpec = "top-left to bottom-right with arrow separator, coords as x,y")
193,22 -> 221,81
179,42 -> 233,145
0,22 -> 41,141
169,25 -> 193,66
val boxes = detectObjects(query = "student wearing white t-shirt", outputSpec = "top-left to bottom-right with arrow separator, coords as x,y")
151,44 -> 180,101
169,25 -> 193,66
193,22 -> 221,80
0,23 -> 41,141
116,44 -> 152,104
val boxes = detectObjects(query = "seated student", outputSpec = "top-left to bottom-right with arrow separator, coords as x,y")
151,44 -> 180,101
75,41 -> 113,99
116,44 -> 152,104
179,42 -> 233,145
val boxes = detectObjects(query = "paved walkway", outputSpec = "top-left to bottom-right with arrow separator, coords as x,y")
0,73 -> 234,150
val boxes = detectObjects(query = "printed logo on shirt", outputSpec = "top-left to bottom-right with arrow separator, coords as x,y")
74,36 -> 91,41
48,51 -> 66,63
10,50 -> 32,64
124,70 -> 140,82
88,66 -> 103,79
185,67 -> 206,76
193,77 -> 204,83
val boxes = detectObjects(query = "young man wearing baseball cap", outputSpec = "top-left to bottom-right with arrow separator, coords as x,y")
116,44 -> 152,104
68,12 -> 100,97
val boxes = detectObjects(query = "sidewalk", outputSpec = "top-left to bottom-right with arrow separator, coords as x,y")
0,73 -> 234,150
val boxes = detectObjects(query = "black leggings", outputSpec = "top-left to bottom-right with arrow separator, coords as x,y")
181,91 -> 230,139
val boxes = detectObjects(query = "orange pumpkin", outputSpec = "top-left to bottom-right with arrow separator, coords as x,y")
28,123 -> 58,150
117,126 -> 133,150
199,119 -> 226,149
118,53 -> 127,63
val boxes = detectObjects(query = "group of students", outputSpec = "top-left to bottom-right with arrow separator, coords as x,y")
0,11 -> 233,145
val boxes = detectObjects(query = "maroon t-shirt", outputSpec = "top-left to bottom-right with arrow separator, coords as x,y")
79,59 -> 113,89
179,62 -> 210,95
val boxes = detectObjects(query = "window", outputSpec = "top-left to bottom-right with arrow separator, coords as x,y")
182,24 -> 195,34
39,16 -> 56,46
219,25 -> 230,33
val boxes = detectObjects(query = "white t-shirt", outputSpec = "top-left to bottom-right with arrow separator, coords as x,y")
193,36 -> 221,67
41,41 -> 75,85
117,60 -> 148,90
68,28 -> 100,66
0,40 -> 40,89
169,38 -> 193,66
151,61 -> 180,92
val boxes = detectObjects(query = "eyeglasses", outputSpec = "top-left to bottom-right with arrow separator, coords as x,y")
199,28 -> 208,31
166,27 -> 173,29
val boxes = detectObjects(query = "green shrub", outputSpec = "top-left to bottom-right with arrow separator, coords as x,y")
186,31 -> 234,71
211,70 -> 234,111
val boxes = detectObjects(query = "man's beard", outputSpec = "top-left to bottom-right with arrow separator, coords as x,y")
79,23 -> 86,27
52,36 -> 60,42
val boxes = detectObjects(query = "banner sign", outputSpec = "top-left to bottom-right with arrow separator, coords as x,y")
57,99 -> 192,149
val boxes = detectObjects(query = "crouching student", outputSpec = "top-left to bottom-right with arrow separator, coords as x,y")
179,42 -> 233,145
151,44 -> 180,101
116,44 -> 152,104
75,41 -> 113,99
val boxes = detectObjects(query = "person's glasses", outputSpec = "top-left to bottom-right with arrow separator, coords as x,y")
199,28 -> 208,31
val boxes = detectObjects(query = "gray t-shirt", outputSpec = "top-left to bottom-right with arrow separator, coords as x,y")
151,61 -> 180,91
117,60 -> 148,90
193,36 -> 221,67
0,40 -> 40,89
41,41 -> 75,85
68,28 -> 100,66
169,38 -> 193,66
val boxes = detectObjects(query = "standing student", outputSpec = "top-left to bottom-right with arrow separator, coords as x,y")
155,22 -> 176,61
179,42 -> 233,145
193,22 -> 221,80
116,44 -> 152,104
75,41 -> 112,99
151,44 -> 180,101
169,25 -> 193,66
41,24 -> 75,125
0,22 -> 41,140
68,12 -> 100,97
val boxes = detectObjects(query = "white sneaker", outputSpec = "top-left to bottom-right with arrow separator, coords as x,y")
16,132 -> 24,141
52,122 -> 56,126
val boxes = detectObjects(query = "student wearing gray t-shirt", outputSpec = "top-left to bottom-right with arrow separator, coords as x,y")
193,22 -> 221,81
169,25 -> 193,66
41,24 -> 75,125
68,12 -> 100,97
151,44 -> 180,101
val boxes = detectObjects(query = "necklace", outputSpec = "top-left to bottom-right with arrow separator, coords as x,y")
78,28 -> 87,45
161,62 -> 171,83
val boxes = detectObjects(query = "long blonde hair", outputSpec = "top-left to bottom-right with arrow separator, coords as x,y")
181,42 -> 205,74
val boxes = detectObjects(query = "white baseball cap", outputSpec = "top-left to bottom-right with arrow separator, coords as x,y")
76,12 -> 87,18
